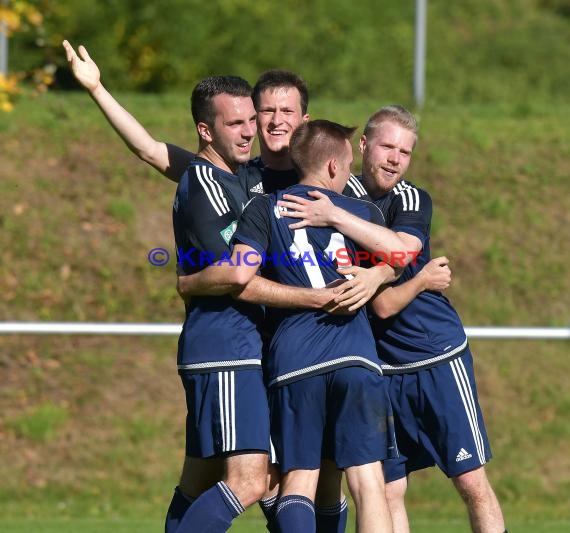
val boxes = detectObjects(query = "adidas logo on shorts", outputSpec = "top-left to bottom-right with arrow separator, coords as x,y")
455,448 -> 473,462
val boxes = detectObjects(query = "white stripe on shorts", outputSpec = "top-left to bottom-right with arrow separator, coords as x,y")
218,371 -> 236,452
449,358 -> 485,464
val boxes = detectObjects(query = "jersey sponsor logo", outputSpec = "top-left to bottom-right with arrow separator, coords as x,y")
220,220 -> 238,245
455,448 -> 473,462
249,182 -> 264,194
394,180 -> 420,212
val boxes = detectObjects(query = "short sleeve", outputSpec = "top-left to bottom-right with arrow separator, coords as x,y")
389,187 -> 432,245
231,195 -> 272,255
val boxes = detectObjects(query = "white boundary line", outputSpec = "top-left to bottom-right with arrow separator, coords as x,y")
0,322 -> 568,339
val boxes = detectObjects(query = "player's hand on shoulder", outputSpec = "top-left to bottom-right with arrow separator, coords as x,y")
277,190 -> 336,229
62,40 -> 101,92
418,256 -> 451,291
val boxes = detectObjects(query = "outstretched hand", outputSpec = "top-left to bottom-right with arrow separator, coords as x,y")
277,190 -> 336,229
417,256 -> 452,291
62,40 -> 101,92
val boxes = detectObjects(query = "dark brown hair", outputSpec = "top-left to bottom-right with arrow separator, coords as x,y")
252,70 -> 309,114
191,75 -> 252,126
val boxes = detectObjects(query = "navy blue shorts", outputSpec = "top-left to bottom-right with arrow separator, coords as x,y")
383,349 -> 492,482
269,366 -> 397,473
180,369 -> 270,458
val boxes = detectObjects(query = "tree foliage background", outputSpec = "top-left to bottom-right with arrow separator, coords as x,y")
6,0 -> 570,105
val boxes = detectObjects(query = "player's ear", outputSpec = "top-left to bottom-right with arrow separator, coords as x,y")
328,157 -> 338,178
197,121 -> 213,143
359,134 -> 367,155
302,113 -> 310,123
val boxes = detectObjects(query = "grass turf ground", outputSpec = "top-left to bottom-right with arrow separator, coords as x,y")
2,517 -> 569,532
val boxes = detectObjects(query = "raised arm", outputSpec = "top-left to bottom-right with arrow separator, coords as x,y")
277,190 -> 421,266
62,40 -> 193,181
370,256 -> 451,319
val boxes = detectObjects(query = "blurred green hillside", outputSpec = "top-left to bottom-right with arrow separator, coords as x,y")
10,0 -> 570,105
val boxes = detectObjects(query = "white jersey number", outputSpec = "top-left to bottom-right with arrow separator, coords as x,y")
289,229 -> 353,288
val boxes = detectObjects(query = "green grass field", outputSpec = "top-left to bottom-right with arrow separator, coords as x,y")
1,91 -> 569,531
2,517 -> 570,532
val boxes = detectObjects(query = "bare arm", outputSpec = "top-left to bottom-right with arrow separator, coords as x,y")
62,40 -> 193,181
176,253 -> 254,297
278,190 -> 421,266
232,275 -> 343,311
370,256 -> 451,319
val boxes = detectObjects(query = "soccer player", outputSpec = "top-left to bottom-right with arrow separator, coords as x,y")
167,75 -> 273,533
276,105 -> 507,533
63,39 -> 369,531
176,119 -> 398,532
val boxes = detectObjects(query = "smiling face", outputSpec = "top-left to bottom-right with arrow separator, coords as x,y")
360,120 -> 416,197
199,93 -> 257,172
256,86 -> 309,160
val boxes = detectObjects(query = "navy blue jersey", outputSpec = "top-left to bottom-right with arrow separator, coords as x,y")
173,157 -> 263,372
366,179 -> 468,372
232,184 -> 383,387
240,157 -> 371,199
242,156 -> 298,194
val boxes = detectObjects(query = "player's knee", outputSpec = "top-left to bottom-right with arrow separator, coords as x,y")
386,477 -> 407,504
453,467 -> 491,502
346,464 -> 384,502
245,475 -> 268,506
227,472 -> 267,507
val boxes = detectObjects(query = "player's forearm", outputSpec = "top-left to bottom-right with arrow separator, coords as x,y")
88,83 -> 179,180
370,275 -> 425,319
234,276 -> 331,309
177,268 -> 243,299
375,263 -> 402,284
328,207 -> 408,259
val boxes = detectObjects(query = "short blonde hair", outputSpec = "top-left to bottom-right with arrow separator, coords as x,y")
363,105 -> 418,141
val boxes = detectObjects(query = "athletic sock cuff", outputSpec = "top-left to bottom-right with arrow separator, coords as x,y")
315,497 -> 347,515
216,481 -> 245,517
259,494 -> 278,510
276,495 -> 315,516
